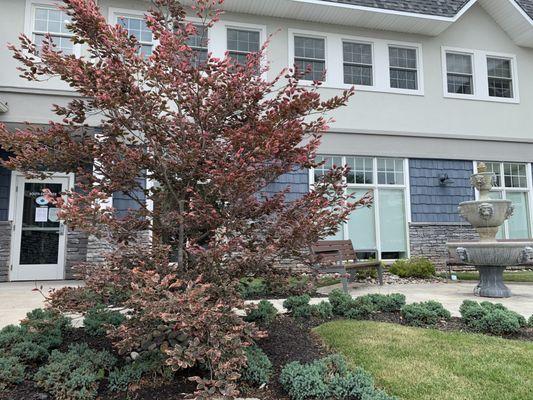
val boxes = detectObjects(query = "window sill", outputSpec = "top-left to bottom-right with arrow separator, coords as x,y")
443,92 -> 520,104
297,80 -> 424,97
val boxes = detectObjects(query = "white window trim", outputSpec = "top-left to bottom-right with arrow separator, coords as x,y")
342,39 -> 375,87
309,156 -> 411,260
442,46 -> 520,104
288,28 -> 424,96
108,7 -> 158,50
472,161 -> 532,238
25,0 -> 82,58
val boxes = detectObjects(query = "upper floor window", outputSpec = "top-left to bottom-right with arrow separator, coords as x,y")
446,52 -> 473,95
389,46 -> 418,90
186,24 -> 208,64
343,42 -> 372,86
33,6 -> 74,55
487,57 -> 513,99
294,36 -> 326,81
227,28 -> 260,66
117,16 -> 153,56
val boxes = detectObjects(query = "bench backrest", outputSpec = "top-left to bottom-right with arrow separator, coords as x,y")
310,240 -> 358,263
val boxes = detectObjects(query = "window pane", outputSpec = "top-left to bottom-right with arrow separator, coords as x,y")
346,157 -> 373,184
294,36 -> 325,60
488,77 -> 513,98
389,46 -> 417,69
483,162 -> 501,187
344,64 -> 372,86
448,74 -> 473,94
446,53 -> 472,74
378,189 -> 407,253
377,158 -> 403,185
503,162 -> 527,188
488,58 -> 511,78
119,16 -> 152,44
34,34 -> 74,56
507,192 -> 530,239
314,155 -> 342,182
487,57 -> 513,98
34,7 -> 71,35
390,68 -> 417,90
228,29 -> 260,53
294,59 -> 325,81
187,25 -> 208,49
347,189 -> 376,249
343,42 -> 372,65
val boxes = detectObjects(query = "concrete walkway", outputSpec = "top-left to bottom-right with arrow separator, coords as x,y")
318,281 -> 533,317
0,280 -> 82,327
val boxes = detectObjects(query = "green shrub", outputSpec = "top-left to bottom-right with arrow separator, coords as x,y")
344,296 -> 376,320
283,295 -> 312,319
238,277 -> 269,299
242,346 -> 272,387
328,290 -> 355,316
244,300 -> 278,325
529,315 -> 533,328
9,341 -> 49,363
353,268 -> 377,280
389,258 -> 435,279
0,325 -> 26,350
401,301 -> 451,327
108,351 -> 170,393
21,308 -> 71,350
279,354 -> 396,400
0,356 -> 25,390
460,300 -> 526,335
35,343 -> 117,400
83,305 -> 126,336
360,293 -> 406,313
311,301 -> 334,320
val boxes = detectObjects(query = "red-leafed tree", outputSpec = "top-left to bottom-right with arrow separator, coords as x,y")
0,0 -> 367,397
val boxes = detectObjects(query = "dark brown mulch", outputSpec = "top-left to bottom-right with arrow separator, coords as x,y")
243,315 -> 330,400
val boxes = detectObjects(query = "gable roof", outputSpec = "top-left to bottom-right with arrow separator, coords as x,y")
214,0 -> 533,47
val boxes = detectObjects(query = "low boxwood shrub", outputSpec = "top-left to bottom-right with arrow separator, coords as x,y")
0,356 -> 25,390
108,351 -> 171,393
20,308 -> 71,350
244,300 -> 278,325
460,300 -> 526,335
401,301 -> 451,327
0,324 -> 26,350
360,293 -> 406,313
83,305 -> 126,336
389,258 -> 435,279
328,290 -> 376,320
242,346 -> 272,387
328,290 -> 355,317
35,343 -> 117,400
279,354 -> 396,400
311,301 -> 334,320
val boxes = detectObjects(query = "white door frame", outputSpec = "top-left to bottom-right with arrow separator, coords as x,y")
8,171 -> 74,281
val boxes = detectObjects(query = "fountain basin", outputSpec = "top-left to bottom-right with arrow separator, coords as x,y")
458,200 -> 514,241
448,241 -> 533,298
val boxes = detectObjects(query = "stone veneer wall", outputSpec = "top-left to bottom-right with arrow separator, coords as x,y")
65,230 -> 88,279
409,222 -> 479,269
0,221 -> 11,282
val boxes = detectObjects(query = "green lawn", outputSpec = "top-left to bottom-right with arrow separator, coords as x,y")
315,320 -> 533,400
449,270 -> 533,282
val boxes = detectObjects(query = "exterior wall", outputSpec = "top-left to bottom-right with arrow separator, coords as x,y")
0,221 -> 11,282
0,161 -> 10,221
65,230 -> 88,279
264,169 -> 309,202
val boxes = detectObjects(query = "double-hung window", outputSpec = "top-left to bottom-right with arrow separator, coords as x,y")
487,57 -> 513,99
478,161 -> 531,239
186,24 -> 208,64
343,41 -> 372,86
32,6 -> 75,56
227,28 -> 260,66
446,52 -> 474,95
389,46 -> 418,90
294,36 -> 326,81
313,156 -> 409,260
117,15 -> 153,56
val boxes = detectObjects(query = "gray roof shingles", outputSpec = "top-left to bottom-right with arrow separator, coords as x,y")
318,0 -> 533,19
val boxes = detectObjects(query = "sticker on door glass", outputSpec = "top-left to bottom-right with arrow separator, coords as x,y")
48,208 -> 59,222
35,196 -> 49,206
35,207 -> 48,222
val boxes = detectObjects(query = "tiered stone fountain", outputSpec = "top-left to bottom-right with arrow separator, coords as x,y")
447,163 -> 533,298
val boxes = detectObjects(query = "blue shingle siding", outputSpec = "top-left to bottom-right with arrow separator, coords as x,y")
112,177 -> 147,218
409,159 -> 474,223
0,150 -> 11,221
263,169 -> 309,202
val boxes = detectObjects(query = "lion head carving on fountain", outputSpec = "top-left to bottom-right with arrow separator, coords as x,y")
478,203 -> 494,221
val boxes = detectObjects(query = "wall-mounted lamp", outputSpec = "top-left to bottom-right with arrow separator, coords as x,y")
439,173 -> 454,186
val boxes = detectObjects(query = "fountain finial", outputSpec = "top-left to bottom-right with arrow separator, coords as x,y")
477,162 -> 487,173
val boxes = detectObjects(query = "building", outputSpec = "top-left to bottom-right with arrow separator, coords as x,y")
2,0 -> 533,281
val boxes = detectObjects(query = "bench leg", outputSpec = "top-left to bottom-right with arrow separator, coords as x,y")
377,264 -> 384,286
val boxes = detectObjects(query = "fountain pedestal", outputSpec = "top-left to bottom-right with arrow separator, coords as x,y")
475,266 -> 511,298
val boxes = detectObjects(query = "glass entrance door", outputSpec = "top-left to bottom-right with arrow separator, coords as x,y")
11,175 -> 70,281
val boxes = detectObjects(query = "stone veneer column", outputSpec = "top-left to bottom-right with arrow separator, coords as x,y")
65,229 -> 89,279
409,222 -> 479,269
0,221 -> 11,282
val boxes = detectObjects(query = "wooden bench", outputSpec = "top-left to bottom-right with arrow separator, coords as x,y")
310,240 -> 383,293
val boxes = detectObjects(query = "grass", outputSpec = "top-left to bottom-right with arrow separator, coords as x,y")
444,270 -> 533,282
315,320 -> 533,400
